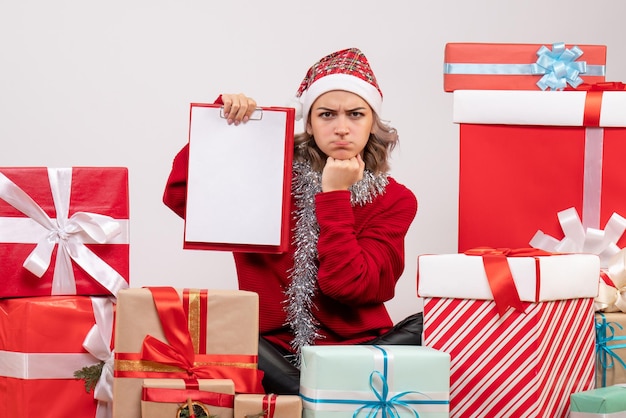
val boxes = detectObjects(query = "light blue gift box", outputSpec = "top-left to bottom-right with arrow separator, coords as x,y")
570,385 -> 626,417
299,345 -> 450,418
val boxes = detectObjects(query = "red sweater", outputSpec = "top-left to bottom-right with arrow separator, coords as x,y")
163,140 -> 417,354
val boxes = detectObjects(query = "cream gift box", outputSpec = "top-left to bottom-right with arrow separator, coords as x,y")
113,287 -> 264,418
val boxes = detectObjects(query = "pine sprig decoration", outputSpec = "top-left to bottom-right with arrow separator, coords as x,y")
177,400 -> 217,418
74,361 -> 105,393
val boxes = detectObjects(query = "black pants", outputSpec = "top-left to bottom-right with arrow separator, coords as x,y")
258,312 -> 423,394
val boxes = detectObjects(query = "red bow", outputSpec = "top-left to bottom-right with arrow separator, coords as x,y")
138,287 -> 264,392
464,247 -> 552,316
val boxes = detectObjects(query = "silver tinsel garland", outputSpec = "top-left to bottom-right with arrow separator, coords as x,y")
284,161 -> 389,365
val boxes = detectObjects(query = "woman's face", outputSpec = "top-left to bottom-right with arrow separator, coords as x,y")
306,90 -> 374,160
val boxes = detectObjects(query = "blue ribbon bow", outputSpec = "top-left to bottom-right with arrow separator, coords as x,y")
532,42 -> 587,90
352,345 -> 451,418
352,370 -> 420,418
595,313 -> 626,387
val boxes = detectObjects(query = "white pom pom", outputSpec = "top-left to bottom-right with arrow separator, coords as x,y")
286,97 -> 303,121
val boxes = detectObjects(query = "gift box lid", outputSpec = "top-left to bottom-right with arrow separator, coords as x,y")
443,42 -> 607,92
570,385 -> 626,413
417,253 -> 600,301
453,89 -> 626,127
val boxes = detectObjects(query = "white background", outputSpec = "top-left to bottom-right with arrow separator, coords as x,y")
1,0 -> 625,322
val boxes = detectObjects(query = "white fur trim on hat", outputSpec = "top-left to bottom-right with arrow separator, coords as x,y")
298,73 -> 383,127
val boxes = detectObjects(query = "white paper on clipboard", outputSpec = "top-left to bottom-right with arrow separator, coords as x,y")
185,104 -> 292,250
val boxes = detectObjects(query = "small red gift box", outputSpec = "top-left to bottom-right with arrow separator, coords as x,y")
141,378 -> 235,418
0,167 -> 130,297
234,394 -> 303,418
453,86 -> 626,255
0,295 -> 115,418
443,42 -> 606,91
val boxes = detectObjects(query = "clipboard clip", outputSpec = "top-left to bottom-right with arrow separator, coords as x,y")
220,106 -> 263,120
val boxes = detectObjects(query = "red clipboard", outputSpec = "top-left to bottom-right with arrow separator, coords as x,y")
183,103 -> 295,253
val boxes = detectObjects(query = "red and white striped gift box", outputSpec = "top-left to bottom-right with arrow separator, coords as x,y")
417,251 -> 600,417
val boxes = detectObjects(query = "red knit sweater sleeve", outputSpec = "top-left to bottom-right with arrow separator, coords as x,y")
162,144 -> 190,219
162,95 -> 224,218
314,179 -> 417,306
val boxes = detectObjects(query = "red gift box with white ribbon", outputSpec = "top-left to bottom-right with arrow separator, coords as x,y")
454,84 -> 626,255
0,167 -> 129,297
0,296 -> 115,418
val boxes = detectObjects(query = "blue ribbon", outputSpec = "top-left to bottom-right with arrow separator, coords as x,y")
595,313 -> 626,387
532,42 -> 587,90
300,345 -> 448,417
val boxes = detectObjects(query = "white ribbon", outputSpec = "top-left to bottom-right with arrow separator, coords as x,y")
530,207 -> 626,312
82,297 -> 115,418
0,351 -> 99,379
530,207 -> 626,269
0,168 -> 128,297
596,249 -> 626,312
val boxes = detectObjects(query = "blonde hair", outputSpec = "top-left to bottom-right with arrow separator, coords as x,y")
293,114 -> 398,174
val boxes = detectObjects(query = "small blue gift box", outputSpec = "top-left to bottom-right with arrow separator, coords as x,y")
570,385 -> 626,417
299,345 -> 450,418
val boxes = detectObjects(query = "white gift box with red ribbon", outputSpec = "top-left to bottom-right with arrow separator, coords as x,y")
417,251 -> 599,417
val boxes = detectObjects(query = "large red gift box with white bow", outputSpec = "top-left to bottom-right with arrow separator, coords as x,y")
454,87 -> 626,256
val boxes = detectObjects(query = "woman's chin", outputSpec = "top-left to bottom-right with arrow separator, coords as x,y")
328,151 -> 357,160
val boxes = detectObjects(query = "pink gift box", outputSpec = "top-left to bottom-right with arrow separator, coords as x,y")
0,167 -> 129,297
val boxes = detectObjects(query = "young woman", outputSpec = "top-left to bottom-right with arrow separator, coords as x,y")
163,47 -> 423,394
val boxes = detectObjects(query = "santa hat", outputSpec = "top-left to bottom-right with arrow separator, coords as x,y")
289,48 -> 383,126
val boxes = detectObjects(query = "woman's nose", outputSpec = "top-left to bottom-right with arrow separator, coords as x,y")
335,124 -> 349,135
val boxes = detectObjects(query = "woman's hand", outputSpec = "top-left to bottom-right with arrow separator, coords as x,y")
221,93 -> 257,125
321,154 -> 365,192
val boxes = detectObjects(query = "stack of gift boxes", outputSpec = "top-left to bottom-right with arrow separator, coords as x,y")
0,167 -> 304,418
0,167 -> 130,417
417,42 -> 626,417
